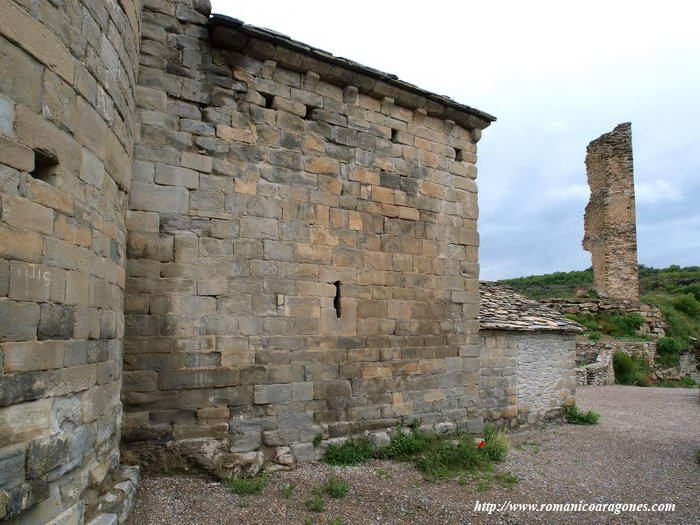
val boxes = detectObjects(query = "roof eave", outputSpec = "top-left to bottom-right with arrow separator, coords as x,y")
208,14 -> 496,130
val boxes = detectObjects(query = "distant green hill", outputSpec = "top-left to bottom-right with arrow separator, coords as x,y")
500,265 -> 700,300
499,265 -> 700,355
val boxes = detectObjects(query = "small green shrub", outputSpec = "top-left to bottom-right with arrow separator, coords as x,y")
328,517 -> 348,525
613,352 -> 650,386
378,429 -> 434,460
680,283 -> 700,301
564,405 -> 601,425
656,337 -> 685,368
322,438 -> 374,466
482,424 -> 508,462
672,293 -> 700,317
588,331 -> 602,341
305,493 -> 326,512
565,314 -> 598,332
603,312 -> 644,337
415,438 -> 489,479
655,352 -> 680,368
322,475 -> 349,499
565,311 -> 645,338
224,474 -> 267,495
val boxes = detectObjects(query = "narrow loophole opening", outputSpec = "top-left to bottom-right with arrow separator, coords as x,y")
31,148 -> 59,184
304,105 -> 315,120
333,280 -> 341,318
261,92 -> 275,109
390,129 -> 400,143
455,148 -> 463,162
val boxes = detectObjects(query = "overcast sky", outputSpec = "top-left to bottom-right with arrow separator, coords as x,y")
211,0 -> 700,280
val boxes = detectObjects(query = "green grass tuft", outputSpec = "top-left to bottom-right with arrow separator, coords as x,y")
322,475 -> 349,499
482,423 -> 508,462
281,482 -> 295,499
415,438 -> 487,479
305,493 -> 326,512
565,311 -> 646,339
322,438 -> 375,466
492,472 -> 519,488
224,474 -> 267,495
564,405 -> 601,425
377,428 -> 435,461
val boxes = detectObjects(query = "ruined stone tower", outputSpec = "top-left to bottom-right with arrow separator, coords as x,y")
582,122 -> 640,302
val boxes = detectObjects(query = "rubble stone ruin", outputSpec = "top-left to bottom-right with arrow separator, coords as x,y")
582,122 -> 640,302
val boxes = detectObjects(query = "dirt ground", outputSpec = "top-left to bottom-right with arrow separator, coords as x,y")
127,385 -> 700,524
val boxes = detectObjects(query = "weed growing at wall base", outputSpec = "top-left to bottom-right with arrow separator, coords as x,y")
320,426 -> 512,482
224,474 -> 268,495
564,405 -> 601,425
322,438 -> 375,466
482,423 -> 509,462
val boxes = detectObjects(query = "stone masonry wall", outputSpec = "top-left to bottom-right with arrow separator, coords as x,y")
479,330 -> 576,427
121,7 -> 488,476
540,297 -> 666,337
576,340 -> 699,385
0,0 -> 140,523
514,331 -> 576,424
478,331 -> 517,427
582,122 -> 640,302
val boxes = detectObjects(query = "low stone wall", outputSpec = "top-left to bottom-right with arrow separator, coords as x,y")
541,298 -> 665,337
480,330 -> 576,427
575,340 -> 699,385
654,351 -> 700,382
575,340 -> 656,386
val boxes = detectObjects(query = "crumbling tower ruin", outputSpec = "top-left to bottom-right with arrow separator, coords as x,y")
582,122 -> 640,302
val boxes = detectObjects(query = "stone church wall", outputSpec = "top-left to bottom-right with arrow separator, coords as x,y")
0,0 -> 141,522
121,8 -> 490,475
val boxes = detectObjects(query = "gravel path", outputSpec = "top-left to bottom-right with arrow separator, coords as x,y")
127,386 -> 699,524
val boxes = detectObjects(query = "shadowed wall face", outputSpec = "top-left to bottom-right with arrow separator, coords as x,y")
121,7 -> 489,475
0,0 -> 141,523
582,122 -> 640,302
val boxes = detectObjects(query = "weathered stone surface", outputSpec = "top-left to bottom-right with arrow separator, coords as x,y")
0,300 -> 40,341
129,181 -> 189,213
0,0 -> 140,521
583,123 -> 640,302
38,304 -> 74,340
26,433 -> 72,478
0,398 -> 52,448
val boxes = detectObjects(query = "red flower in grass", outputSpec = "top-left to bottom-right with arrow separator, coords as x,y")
476,439 -> 485,449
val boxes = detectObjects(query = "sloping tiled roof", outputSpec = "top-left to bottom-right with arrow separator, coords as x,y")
479,282 -> 584,333
209,14 -> 496,129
